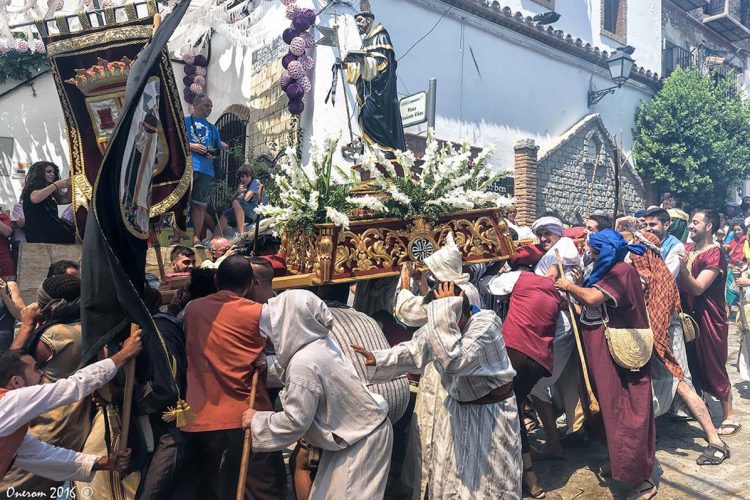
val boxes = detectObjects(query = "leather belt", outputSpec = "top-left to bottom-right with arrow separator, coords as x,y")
458,382 -> 514,406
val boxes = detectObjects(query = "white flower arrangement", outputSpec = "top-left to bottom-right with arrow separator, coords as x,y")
346,195 -> 388,214
256,131 -> 511,235
255,135 -> 386,233
356,129 -> 513,220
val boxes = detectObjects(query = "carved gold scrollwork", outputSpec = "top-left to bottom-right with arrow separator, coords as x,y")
283,208 -> 513,283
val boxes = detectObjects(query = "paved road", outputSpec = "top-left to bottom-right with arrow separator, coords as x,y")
537,324 -> 750,499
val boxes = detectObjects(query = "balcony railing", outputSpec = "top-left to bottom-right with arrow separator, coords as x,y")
702,58 -> 743,96
662,46 -> 694,77
703,0 -> 750,41
671,0 -> 709,10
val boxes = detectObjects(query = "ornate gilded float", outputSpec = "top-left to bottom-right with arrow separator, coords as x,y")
282,207 -> 515,284
261,134 -> 516,287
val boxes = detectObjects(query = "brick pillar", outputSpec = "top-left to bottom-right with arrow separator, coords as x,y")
514,138 -> 539,226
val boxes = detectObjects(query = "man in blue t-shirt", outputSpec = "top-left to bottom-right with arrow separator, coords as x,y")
185,94 -> 222,247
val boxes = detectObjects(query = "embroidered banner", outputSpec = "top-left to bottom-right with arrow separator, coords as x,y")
38,0 -> 191,238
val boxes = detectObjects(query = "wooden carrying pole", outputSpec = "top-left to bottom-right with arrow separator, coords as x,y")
152,233 -> 166,282
555,249 -> 600,414
119,324 -> 139,450
236,369 -> 260,500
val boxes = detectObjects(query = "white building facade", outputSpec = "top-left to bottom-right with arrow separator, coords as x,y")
0,0 -> 665,221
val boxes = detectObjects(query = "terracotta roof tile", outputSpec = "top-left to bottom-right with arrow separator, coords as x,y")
438,0 -> 662,89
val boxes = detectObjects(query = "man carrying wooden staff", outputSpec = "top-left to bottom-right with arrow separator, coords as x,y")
175,256 -> 286,499
554,229 -> 657,500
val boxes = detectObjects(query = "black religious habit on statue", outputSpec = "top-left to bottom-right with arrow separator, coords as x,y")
356,24 -> 406,151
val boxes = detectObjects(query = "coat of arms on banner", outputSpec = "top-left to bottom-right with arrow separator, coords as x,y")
38,0 -> 191,239
65,57 -> 132,154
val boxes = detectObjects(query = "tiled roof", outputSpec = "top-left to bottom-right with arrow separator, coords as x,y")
437,0 -> 662,89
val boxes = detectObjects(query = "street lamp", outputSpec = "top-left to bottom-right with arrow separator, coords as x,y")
588,50 -> 635,106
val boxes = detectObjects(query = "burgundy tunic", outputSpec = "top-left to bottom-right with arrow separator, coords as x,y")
679,244 -> 730,400
502,271 -> 560,375
580,262 -> 656,484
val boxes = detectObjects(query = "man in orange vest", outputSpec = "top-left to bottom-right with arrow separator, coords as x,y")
0,332 -> 141,483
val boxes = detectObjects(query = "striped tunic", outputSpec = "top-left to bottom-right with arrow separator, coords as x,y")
370,297 -> 521,498
328,305 -> 410,422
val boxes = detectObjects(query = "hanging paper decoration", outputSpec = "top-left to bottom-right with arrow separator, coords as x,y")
279,1 -> 316,116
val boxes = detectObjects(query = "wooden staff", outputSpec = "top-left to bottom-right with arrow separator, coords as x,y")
236,369 -> 260,500
735,277 -> 750,374
119,324 -> 139,450
151,226 -> 166,282
555,249 -> 600,414
251,185 -> 265,256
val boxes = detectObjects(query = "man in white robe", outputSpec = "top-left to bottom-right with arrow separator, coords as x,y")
394,232 -> 481,327
391,232 -> 481,499
0,334 -> 141,484
528,216 -> 585,458
354,283 -> 521,499
242,290 -> 393,500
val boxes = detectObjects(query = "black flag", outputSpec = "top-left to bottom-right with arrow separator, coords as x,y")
81,0 -> 190,370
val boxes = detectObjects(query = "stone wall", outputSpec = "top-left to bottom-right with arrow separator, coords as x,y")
515,114 -> 645,224
248,37 -> 296,157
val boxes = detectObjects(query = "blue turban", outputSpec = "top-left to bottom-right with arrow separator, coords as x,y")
584,229 -> 645,287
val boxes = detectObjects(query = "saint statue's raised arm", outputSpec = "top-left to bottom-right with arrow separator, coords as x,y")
346,1 -> 406,152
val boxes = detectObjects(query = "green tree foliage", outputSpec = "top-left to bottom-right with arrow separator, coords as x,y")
0,51 -> 48,84
633,67 -> 750,209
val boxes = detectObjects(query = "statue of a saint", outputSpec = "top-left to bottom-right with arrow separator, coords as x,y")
346,2 -> 406,152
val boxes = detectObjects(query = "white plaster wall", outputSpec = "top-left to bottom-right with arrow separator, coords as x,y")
0,74 -> 69,206
0,0 -> 660,206
369,0 -> 656,170
504,0 -> 662,74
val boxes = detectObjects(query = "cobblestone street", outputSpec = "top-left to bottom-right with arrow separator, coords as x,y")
538,325 -> 750,499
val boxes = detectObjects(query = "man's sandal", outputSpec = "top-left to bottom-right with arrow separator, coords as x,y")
697,441 -> 730,465
596,462 -> 611,478
717,420 -> 742,436
626,479 -> 657,500
522,467 -> 546,499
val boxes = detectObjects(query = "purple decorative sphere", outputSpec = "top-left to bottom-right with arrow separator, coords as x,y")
299,75 -> 312,93
182,75 -> 195,86
282,27 -> 300,45
300,9 -> 316,27
184,88 -> 196,103
184,64 -> 196,75
286,5 -> 301,20
292,12 -> 311,32
290,37 -> 306,56
287,60 -> 305,80
280,74 -> 292,91
288,99 -> 305,115
193,54 -> 207,66
281,53 -> 297,69
300,55 -> 315,71
286,83 -> 305,100
302,32 -> 315,48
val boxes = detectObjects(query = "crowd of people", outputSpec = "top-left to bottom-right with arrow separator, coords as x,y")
0,196 -> 746,500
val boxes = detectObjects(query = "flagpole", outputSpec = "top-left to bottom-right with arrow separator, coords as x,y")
119,324 -> 139,451
150,225 -> 167,282
119,2 -> 161,450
